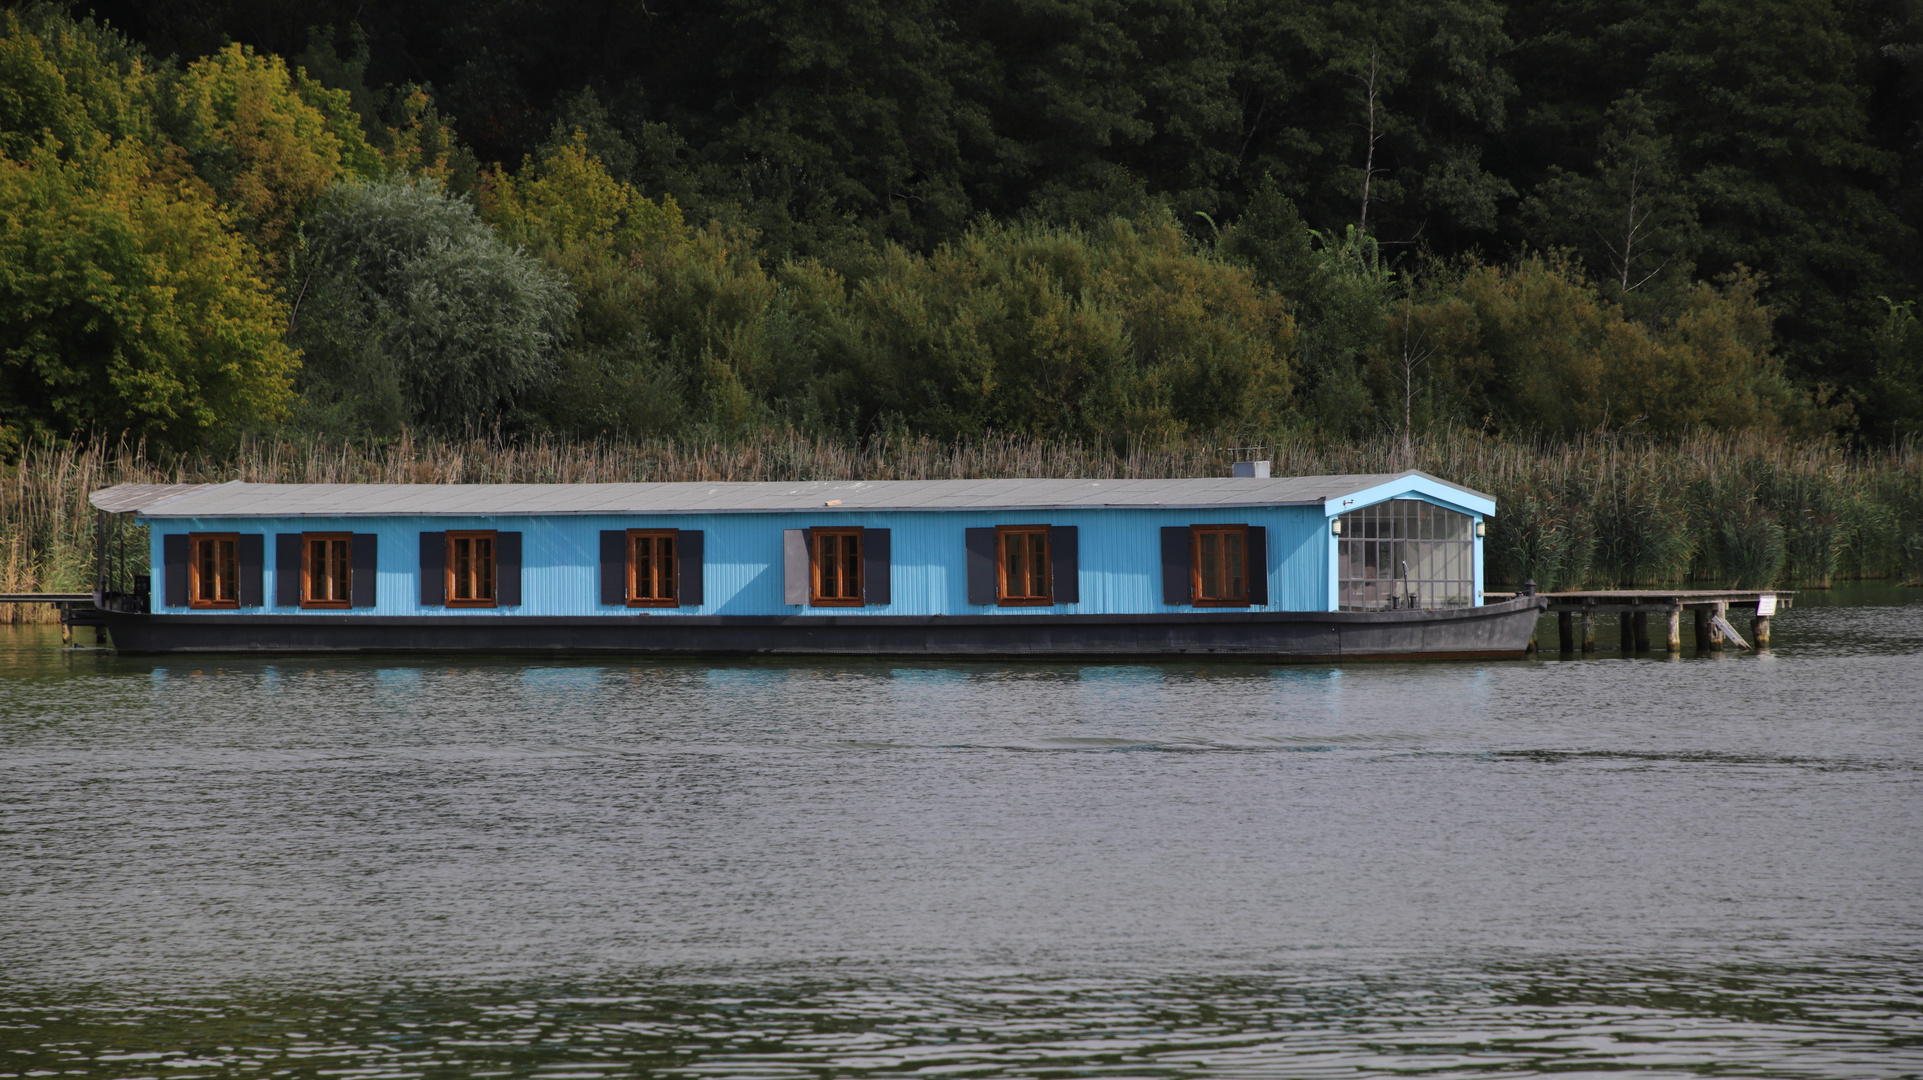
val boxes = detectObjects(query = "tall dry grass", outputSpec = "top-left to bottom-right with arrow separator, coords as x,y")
4,429 -> 1918,622
1,439 -> 127,620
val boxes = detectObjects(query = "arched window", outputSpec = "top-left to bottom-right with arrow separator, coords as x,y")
1337,499 -> 1475,611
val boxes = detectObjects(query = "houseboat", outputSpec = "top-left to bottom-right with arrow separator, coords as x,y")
86,469 -> 1546,659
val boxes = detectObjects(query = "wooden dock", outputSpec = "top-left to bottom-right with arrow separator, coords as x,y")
1487,589 -> 1788,654
0,592 -> 105,645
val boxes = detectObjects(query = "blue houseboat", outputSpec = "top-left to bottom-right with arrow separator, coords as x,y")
87,470 -> 1545,658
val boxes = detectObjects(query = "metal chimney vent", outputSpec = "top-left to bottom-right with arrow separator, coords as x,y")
1226,445 -> 1270,478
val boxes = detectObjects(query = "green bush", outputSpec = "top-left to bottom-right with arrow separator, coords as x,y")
288,176 -> 575,437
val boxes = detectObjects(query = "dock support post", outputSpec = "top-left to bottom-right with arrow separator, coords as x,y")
1666,608 -> 1681,653
1753,613 -> 1771,649
61,617 -> 71,646
1708,602 -> 1727,653
1694,608 -> 1711,652
1558,611 -> 1574,653
1619,610 -> 1635,654
1581,603 -> 1596,653
1632,609 -> 1650,653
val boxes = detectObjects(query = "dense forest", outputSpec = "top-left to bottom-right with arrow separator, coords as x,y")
1,0 -> 1919,455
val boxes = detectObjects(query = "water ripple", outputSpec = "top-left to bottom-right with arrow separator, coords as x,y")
3,587 -> 1921,1078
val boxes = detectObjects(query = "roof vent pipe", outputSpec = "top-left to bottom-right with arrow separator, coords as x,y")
1231,460 -> 1271,478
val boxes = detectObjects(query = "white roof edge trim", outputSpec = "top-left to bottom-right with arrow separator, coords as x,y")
1326,472 -> 1497,518
132,498 -> 1337,518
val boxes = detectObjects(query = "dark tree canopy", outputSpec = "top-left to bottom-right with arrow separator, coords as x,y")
9,0 -> 1918,445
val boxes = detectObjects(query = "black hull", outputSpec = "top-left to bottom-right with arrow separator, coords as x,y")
99,597 -> 1547,661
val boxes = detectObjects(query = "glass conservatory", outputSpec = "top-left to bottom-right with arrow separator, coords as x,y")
1337,499 -> 1475,611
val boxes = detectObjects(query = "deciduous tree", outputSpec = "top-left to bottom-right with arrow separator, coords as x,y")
165,42 -> 380,262
288,177 -> 574,437
0,136 -> 296,450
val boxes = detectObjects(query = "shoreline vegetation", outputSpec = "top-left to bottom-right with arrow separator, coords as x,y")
5,431 -> 1918,623
4,6 -> 1919,634
4,7 -> 1920,472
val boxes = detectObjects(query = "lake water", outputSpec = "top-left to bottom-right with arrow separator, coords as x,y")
3,586 -> 1920,1078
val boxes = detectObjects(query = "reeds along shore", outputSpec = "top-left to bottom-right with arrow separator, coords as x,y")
4,431 -> 1920,623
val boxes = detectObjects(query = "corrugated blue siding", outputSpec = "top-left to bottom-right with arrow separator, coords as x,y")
1270,508 -> 1328,613
142,485 -> 1486,616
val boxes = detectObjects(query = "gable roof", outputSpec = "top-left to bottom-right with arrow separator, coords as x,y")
91,472 -> 1493,518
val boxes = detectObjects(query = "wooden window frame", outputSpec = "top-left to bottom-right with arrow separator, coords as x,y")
187,532 -> 240,609
809,528 -> 864,607
1191,524 -> 1251,607
626,529 -> 679,607
301,532 -> 354,609
445,530 -> 498,608
996,525 -> 1053,606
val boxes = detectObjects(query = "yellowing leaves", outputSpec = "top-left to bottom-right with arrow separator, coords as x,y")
171,43 -> 377,261
480,132 -> 685,253
1388,255 -> 1802,438
0,10 -> 157,160
0,136 -> 297,447
380,86 -> 466,184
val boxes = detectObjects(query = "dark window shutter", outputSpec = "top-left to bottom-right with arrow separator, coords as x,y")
351,534 -> 378,608
1245,526 -> 1268,604
1161,526 -> 1192,605
1051,525 -> 1079,604
237,534 -> 264,607
275,533 -> 302,606
419,532 -> 446,606
677,529 -> 704,606
496,531 -> 522,607
163,533 -> 188,607
600,530 -> 627,605
862,527 -> 891,605
965,527 -> 996,605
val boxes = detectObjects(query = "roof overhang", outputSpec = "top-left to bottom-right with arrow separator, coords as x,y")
91,472 -> 1496,519
1321,472 -> 1496,518
87,483 -> 215,514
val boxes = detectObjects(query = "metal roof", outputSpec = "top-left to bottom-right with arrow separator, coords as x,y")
86,483 -> 211,514
91,472 -> 1490,518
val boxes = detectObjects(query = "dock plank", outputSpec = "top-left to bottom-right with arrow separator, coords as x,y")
1487,589 -> 1789,613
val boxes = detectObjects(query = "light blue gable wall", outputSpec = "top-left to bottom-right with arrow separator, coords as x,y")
1318,476 -> 1492,607
1269,506 -> 1329,612
142,504 -> 1339,616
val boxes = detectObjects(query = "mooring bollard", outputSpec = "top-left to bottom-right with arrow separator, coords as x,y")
1666,608 -> 1682,653
1559,611 -> 1574,653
